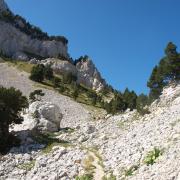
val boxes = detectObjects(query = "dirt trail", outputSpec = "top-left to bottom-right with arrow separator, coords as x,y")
89,151 -> 105,180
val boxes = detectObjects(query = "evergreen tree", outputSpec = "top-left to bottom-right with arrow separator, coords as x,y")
123,88 -> 137,111
148,42 -> 180,100
30,64 -> 45,82
0,87 -> 28,152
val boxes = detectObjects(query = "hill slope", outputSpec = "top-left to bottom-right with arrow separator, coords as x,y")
0,61 -> 180,179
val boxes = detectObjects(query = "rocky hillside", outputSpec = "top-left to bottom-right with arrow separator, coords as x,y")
0,0 -> 106,91
0,61 -> 180,179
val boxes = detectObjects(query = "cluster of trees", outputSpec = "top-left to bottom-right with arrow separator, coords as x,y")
0,87 -> 28,153
30,64 -> 54,82
102,88 -> 149,115
148,42 -> 180,100
0,10 -> 68,45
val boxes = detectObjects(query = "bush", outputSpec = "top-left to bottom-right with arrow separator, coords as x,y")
30,64 -> 45,82
0,87 -> 28,153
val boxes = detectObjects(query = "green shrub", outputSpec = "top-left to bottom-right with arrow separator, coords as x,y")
144,148 -> 162,165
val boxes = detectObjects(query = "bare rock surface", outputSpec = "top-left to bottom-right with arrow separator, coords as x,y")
76,58 -> 106,92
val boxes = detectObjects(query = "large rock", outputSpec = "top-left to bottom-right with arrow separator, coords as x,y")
26,101 -> 63,133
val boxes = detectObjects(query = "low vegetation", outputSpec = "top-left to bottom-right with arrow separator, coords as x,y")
32,133 -> 69,154
102,173 -> 116,180
18,160 -> 36,171
75,174 -> 93,180
124,165 -> 139,176
144,148 -> 163,165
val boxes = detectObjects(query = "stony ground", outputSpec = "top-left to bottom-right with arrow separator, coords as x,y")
0,62 -> 180,180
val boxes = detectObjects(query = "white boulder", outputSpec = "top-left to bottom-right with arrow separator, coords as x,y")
27,101 -> 63,133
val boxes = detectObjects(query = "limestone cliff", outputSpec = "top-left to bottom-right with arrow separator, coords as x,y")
0,0 -> 68,60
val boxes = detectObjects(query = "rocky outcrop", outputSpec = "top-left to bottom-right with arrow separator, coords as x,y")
76,58 -> 106,91
23,101 -> 63,133
0,0 -> 68,60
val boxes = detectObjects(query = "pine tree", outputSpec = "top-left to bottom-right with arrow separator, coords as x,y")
0,87 -> 28,152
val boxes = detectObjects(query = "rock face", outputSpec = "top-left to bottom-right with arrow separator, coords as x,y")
0,21 -> 68,60
37,58 -> 106,92
0,0 -> 8,12
76,58 -> 106,91
25,101 -> 63,133
0,0 -> 68,60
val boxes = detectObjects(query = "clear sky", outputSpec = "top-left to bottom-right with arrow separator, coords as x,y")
6,0 -> 180,94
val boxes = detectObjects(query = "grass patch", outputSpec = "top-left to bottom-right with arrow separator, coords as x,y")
6,60 -> 34,73
117,121 -> 126,129
144,148 -> 162,165
18,160 -> 35,171
124,165 -> 139,176
102,173 -> 116,180
33,133 -> 70,154
75,174 -> 93,180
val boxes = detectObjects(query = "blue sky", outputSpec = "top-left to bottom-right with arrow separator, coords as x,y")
6,0 -> 180,94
